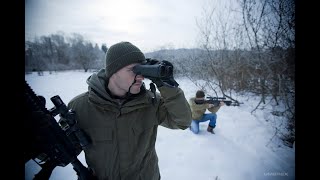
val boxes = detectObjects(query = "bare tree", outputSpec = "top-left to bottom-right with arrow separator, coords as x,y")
25,39 -> 46,75
179,0 -> 295,147
101,43 -> 108,54
187,0 -> 241,100
239,0 -> 295,146
25,32 -> 106,73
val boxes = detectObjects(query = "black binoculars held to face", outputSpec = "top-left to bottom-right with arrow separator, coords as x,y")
133,61 -> 173,79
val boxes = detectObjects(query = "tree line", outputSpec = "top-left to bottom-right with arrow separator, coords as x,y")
25,32 -> 108,74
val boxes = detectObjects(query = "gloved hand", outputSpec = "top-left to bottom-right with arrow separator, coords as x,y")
149,60 -> 179,88
144,58 -> 159,65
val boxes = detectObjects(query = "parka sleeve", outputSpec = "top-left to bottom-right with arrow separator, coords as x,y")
208,105 -> 221,113
157,86 -> 192,130
190,102 -> 210,110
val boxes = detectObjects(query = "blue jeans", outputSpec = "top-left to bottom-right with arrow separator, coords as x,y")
190,113 -> 217,134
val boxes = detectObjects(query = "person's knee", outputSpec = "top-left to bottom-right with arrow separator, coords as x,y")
190,127 -> 199,134
192,129 -> 199,134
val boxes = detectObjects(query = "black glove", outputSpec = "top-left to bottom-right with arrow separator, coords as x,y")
149,60 -> 179,88
38,95 -> 46,108
144,58 -> 160,65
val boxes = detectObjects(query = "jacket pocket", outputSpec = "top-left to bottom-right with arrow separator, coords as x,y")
86,127 -> 113,143
132,119 -> 158,135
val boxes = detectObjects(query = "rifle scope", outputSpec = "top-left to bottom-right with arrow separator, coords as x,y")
50,95 -> 91,150
207,97 -> 226,100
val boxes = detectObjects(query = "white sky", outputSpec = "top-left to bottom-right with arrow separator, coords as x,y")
25,0 -> 217,52
25,70 -> 295,180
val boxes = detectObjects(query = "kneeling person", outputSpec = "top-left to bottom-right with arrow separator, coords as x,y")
189,90 -> 224,134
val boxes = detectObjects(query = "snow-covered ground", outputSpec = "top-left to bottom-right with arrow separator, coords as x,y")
25,70 -> 295,180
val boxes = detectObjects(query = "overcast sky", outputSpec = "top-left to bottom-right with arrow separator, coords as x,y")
25,0 -> 221,52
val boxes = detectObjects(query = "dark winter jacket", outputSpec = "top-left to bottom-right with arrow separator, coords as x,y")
67,69 -> 192,180
189,97 -> 221,120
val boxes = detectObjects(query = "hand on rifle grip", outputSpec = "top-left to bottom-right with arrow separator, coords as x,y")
38,95 -> 46,108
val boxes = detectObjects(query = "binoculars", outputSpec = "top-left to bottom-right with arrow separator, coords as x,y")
133,61 -> 173,79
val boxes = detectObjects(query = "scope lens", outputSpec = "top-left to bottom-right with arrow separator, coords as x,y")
51,96 -> 63,107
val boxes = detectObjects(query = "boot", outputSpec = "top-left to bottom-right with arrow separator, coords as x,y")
207,125 -> 215,134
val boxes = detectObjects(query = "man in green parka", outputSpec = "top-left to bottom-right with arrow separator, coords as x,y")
67,41 -> 192,180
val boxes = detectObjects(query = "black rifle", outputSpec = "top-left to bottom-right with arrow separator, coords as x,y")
24,81 -> 95,180
194,96 -> 241,106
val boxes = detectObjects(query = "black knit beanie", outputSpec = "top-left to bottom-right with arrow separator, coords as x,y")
196,90 -> 205,98
105,41 -> 145,78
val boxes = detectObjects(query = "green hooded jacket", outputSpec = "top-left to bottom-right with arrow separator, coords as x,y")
67,69 -> 192,180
